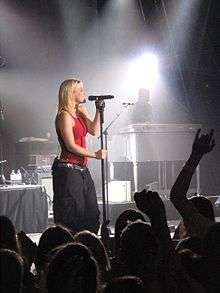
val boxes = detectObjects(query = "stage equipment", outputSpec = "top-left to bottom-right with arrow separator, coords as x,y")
20,165 -> 53,211
101,103 -> 133,212
108,181 -> 131,203
15,139 -> 56,209
15,139 -> 57,169
108,123 -> 201,194
97,102 -> 133,218
23,166 -> 52,184
0,184 -> 48,233
90,95 -> 117,223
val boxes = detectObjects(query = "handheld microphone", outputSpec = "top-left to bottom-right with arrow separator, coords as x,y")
88,95 -> 114,101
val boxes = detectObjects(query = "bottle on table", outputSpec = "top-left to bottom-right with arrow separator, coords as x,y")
10,170 -> 16,185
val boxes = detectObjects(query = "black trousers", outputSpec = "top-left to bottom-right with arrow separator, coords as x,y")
52,163 -> 100,234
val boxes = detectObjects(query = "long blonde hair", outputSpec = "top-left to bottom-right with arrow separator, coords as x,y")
57,78 -> 82,115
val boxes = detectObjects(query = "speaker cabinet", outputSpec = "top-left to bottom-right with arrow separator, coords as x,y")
108,181 -> 131,203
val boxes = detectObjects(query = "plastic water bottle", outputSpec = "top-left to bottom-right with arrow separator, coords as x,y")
10,170 -> 16,185
16,169 -> 22,184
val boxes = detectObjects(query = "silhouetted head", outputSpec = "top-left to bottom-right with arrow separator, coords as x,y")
0,249 -> 24,293
203,223 -> 220,258
36,225 -> 74,272
46,243 -> 98,293
175,236 -> 203,255
114,209 -> 146,254
74,230 -> 111,273
189,196 -> 215,221
103,276 -> 144,293
0,216 -> 19,253
138,88 -> 150,103
119,220 -> 158,269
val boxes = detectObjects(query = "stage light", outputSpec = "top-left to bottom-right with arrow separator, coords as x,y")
126,53 -> 159,95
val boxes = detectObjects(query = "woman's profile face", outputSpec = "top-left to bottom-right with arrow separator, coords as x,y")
73,82 -> 86,104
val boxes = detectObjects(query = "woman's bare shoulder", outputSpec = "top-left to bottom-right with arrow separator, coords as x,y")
56,111 -> 75,127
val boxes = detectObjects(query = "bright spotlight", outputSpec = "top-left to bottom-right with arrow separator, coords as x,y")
137,53 -> 158,71
126,53 -> 159,95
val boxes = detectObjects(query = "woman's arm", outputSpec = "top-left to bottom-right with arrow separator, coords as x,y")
170,129 -> 215,218
78,104 -> 100,136
134,190 -> 190,292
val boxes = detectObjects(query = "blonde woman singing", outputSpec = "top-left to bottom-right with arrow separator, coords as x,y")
52,78 -> 107,234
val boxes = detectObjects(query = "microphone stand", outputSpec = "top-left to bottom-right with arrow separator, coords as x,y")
98,102 -> 107,224
100,104 -> 131,220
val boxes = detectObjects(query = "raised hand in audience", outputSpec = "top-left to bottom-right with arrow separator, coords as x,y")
134,190 -> 166,221
134,189 -> 172,245
134,190 -> 189,292
184,128 -> 215,172
191,128 -> 215,157
170,129 -> 216,240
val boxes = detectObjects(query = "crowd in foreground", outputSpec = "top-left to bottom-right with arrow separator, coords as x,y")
1,129 -> 220,293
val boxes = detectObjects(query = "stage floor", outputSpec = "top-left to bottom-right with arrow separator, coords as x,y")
97,195 -> 220,225
29,216 -> 220,245
46,195 -> 220,227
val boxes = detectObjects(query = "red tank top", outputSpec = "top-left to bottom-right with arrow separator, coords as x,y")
57,113 -> 88,166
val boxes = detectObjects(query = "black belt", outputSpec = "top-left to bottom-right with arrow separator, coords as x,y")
56,161 -> 87,172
